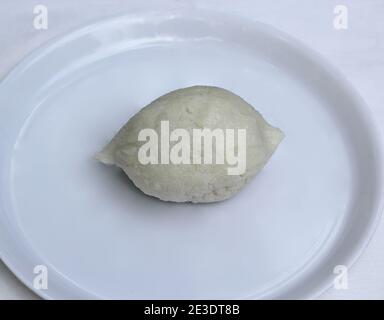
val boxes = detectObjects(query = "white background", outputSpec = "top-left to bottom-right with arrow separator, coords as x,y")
0,0 -> 383,299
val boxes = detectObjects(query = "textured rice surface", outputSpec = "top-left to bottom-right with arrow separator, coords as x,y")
96,86 -> 284,203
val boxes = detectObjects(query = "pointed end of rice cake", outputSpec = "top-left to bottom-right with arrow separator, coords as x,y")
94,145 -> 115,165
264,123 -> 285,155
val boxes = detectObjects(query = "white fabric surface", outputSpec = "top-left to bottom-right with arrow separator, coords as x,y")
0,0 -> 383,300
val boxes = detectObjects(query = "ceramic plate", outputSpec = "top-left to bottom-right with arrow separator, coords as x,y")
0,9 -> 383,299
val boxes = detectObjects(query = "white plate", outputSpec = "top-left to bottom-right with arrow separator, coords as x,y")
0,9 -> 383,300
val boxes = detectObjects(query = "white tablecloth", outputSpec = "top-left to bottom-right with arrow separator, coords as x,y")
1,0 -> 383,299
